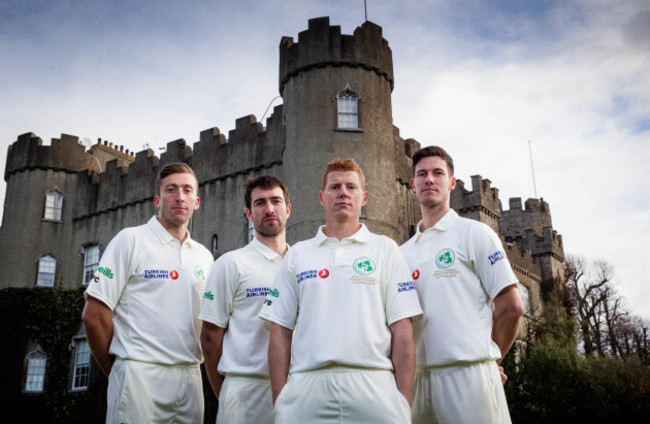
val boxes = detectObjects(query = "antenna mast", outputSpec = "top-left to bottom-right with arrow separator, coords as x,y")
528,140 -> 538,199
364,0 -> 368,21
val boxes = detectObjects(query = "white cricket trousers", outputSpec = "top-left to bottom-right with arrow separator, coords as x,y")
106,358 -> 203,424
411,360 -> 512,424
216,375 -> 273,424
273,367 -> 411,424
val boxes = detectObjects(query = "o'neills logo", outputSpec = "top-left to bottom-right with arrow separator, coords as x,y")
97,267 -> 114,279
144,269 -> 179,279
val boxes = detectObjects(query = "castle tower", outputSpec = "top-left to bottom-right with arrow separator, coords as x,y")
500,198 -> 565,303
0,133 -> 134,289
279,17 -> 404,242
451,175 -> 502,233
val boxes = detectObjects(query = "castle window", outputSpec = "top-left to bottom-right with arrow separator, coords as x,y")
337,90 -> 359,129
24,349 -> 47,392
517,282 -> 531,316
44,190 -> 64,221
71,338 -> 90,391
83,245 -> 100,285
37,255 -> 56,287
211,233 -> 219,255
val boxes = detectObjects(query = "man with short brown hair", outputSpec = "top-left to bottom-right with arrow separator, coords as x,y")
402,146 -> 524,424
82,162 -> 213,423
200,174 -> 291,424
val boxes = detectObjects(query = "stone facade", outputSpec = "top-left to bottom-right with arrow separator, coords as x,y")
0,17 -> 563,416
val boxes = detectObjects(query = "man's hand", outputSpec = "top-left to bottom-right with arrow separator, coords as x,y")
498,365 -> 508,384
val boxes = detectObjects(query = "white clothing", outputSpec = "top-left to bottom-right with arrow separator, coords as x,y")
411,361 -> 512,424
85,216 -> 214,365
273,367 -> 411,424
400,209 -> 518,367
216,375 -> 273,424
259,224 -> 422,373
199,237 -> 283,377
106,358 -> 203,424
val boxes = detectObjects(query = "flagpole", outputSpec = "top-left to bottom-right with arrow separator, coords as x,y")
528,140 -> 538,199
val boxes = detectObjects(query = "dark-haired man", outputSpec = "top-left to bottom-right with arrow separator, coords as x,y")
260,159 -> 422,423
82,162 -> 214,424
200,175 -> 291,424
401,146 -> 524,424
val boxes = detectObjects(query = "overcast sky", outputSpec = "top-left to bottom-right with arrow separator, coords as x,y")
1,0 -> 649,320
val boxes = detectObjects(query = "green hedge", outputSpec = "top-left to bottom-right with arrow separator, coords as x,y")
504,333 -> 650,423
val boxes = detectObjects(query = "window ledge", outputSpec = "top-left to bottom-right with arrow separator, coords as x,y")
335,127 -> 363,133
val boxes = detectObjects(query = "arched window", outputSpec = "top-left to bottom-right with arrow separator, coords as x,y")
71,338 -> 90,391
211,233 -> 219,255
24,349 -> 47,392
44,190 -> 64,221
37,255 -> 56,287
337,89 -> 360,129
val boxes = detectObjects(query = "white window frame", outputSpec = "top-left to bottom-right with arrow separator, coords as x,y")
82,245 -> 100,285
71,338 -> 90,391
337,90 -> 359,129
44,190 -> 64,221
25,349 -> 47,392
37,255 -> 56,287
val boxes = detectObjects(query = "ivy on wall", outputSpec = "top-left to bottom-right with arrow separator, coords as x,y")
0,287 -> 106,423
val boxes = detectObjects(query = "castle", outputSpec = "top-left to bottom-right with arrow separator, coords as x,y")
0,17 -> 564,421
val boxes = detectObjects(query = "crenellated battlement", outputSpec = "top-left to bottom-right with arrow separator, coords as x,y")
500,197 -> 553,238
192,105 -> 286,184
4,133 -> 93,180
2,105 -> 287,219
279,17 -> 394,94
451,174 -> 502,233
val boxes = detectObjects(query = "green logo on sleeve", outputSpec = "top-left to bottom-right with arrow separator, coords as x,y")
204,291 -> 214,301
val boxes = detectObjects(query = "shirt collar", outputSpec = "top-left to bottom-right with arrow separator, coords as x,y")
414,209 -> 458,242
248,236 -> 287,261
315,224 -> 371,245
147,215 -> 194,247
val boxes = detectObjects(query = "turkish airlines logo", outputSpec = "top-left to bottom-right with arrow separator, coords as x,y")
412,270 -> 420,280
318,269 -> 329,278
170,270 -> 179,280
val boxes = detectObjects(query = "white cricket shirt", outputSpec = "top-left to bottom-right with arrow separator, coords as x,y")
400,209 -> 518,367
199,237 -> 284,377
259,225 -> 423,373
85,216 -> 214,365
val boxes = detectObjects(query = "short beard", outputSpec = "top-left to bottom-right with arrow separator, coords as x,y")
255,221 -> 284,237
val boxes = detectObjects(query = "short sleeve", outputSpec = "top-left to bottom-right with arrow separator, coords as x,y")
471,224 -> 518,299
258,253 -> 299,330
84,229 -> 136,310
198,254 -> 237,328
384,241 -> 423,325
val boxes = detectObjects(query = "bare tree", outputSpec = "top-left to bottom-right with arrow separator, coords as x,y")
564,255 -> 648,360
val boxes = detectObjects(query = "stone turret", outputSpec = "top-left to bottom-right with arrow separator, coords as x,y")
451,175 -> 502,233
500,197 -> 565,301
279,17 -> 414,242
